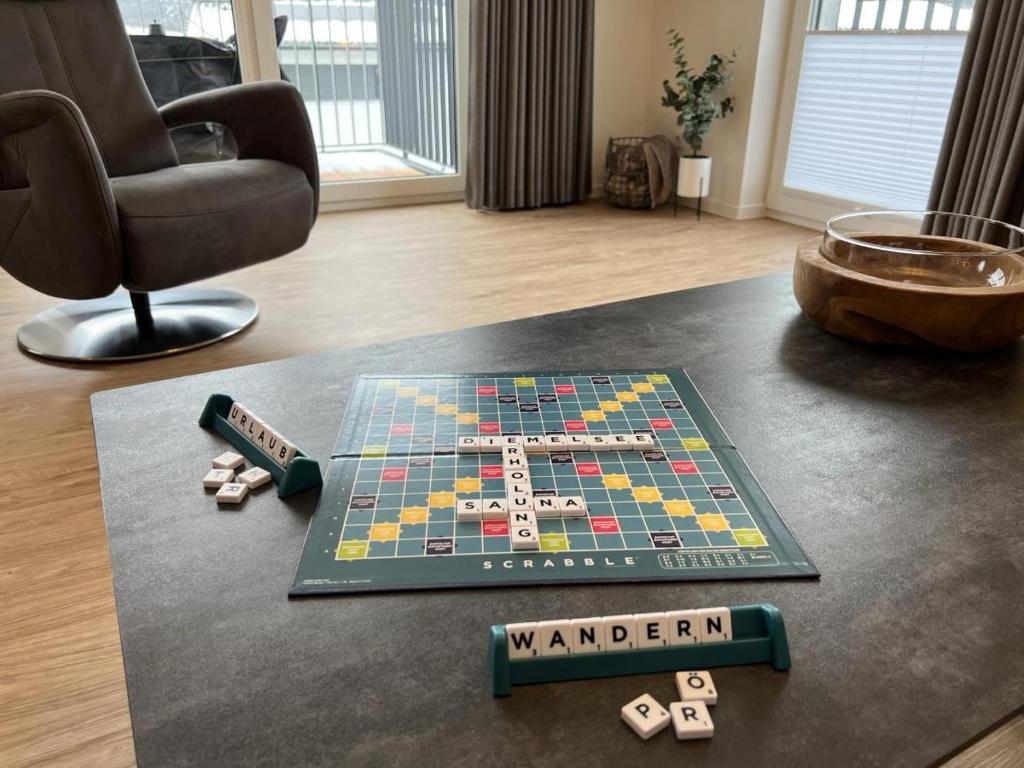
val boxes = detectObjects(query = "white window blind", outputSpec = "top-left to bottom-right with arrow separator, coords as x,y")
784,33 -> 966,210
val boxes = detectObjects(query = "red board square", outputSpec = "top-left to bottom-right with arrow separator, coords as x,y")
564,420 -> 587,432
649,418 -> 674,430
672,460 -> 699,474
483,520 -> 509,536
390,423 -> 413,436
479,422 -> 501,433
480,465 -> 504,479
575,462 -> 602,477
381,467 -> 407,482
590,517 -> 621,534
477,385 -> 497,396
555,384 -> 577,394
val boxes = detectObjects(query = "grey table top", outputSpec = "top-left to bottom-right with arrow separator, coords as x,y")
92,274 -> 1024,768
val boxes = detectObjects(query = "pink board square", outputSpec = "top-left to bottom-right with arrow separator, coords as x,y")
480,465 -> 504,479
390,424 -> 412,436
477,385 -> 497,396
479,422 -> 501,433
555,384 -> 577,394
482,520 -> 509,536
590,517 -> 621,534
564,420 -> 587,432
672,460 -> 699,474
381,468 -> 407,482
649,418 -> 674,430
575,462 -> 602,477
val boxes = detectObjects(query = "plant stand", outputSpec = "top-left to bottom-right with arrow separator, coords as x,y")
674,155 -> 712,220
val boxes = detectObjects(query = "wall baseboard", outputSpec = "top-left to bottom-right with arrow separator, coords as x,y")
763,208 -> 822,232
319,190 -> 465,213
675,197 -> 766,220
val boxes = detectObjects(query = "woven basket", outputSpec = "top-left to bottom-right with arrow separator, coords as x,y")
604,137 -> 651,209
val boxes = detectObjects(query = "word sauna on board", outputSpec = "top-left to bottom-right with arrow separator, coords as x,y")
488,603 -> 791,696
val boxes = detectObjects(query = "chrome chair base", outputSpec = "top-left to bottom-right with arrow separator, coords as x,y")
16,287 -> 259,362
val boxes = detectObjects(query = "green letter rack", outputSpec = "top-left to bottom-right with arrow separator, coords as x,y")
199,393 -> 322,498
490,603 -> 790,697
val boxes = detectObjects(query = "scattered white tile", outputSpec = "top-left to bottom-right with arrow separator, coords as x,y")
533,496 -> 560,518
509,509 -> 537,527
511,525 -> 540,551
237,466 -> 272,490
669,700 -> 714,740
621,694 -> 671,740
212,451 -> 244,470
505,622 -> 541,660
215,482 -> 249,504
697,606 -> 732,643
482,498 -> 509,519
635,612 -> 669,648
523,435 -> 547,453
603,615 -> 638,651
569,617 -> 605,654
203,468 -> 234,488
457,499 -> 482,522
457,436 -> 481,453
538,619 -> 572,656
559,496 -> 588,517
665,609 -> 701,645
676,670 -> 717,705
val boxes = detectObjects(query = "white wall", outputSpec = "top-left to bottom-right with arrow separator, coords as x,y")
592,0 -> 794,219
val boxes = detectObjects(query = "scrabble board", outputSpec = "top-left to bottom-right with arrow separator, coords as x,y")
290,371 -> 817,595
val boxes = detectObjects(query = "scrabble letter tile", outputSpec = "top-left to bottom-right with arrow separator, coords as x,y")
588,435 -> 611,452
676,670 -> 717,705
457,436 -> 481,453
507,495 -> 533,512
669,700 -> 714,740
503,456 -> 527,470
203,468 -> 234,488
538,619 -> 572,656
505,622 -> 541,660
665,609 -> 701,645
544,434 -> 567,450
570,618 -> 605,654
212,451 -> 244,470
479,436 -> 503,453
215,482 -> 249,504
567,435 -> 590,451
533,496 -> 560,518
272,438 -> 297,468
603,615 -> 637,651
237,466 -> 272,490
504,469 -> 530,484
609,434 -> 632,450
511,525 -> 540,550
621,694 -> 670,740
457,499 -> 482,522
482,498 -> 508,520
630,433 -> 657,450
502,435 -> 524,447
558,496 -> 588,517
509,509 -> 537,527
523,435 -> 547,453
697,607 -> 732,643
635,612 -> 669,648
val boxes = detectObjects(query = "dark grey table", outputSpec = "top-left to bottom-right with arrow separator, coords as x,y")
92,274 -> 1024,768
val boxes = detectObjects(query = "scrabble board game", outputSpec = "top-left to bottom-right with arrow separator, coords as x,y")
290,371 -> 817,595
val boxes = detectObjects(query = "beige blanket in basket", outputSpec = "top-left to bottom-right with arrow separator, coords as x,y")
643,136 -> 680,209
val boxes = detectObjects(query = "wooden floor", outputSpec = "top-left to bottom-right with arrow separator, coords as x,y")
0,201 -> 1018,766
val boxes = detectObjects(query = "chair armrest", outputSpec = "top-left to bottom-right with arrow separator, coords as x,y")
160,81 -> 319,215
0,90 -> 122,299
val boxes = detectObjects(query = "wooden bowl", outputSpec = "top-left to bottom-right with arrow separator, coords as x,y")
793,225 -> 1024,351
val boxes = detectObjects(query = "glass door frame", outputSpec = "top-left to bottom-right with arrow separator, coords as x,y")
234,0 -> 469,210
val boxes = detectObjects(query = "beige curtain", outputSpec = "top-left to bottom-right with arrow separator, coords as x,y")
927,0 -> 1024,235
466,0 -> 594,210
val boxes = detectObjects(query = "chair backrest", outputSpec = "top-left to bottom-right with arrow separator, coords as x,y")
0,0 -> 178,177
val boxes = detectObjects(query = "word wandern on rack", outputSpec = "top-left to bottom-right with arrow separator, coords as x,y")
489,603 -> 790,696
198,394 -> 322,498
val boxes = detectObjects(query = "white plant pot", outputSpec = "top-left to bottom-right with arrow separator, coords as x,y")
677,156 -> 712,198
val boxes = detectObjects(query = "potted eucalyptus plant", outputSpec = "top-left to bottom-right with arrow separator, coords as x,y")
661,31 -> 736,210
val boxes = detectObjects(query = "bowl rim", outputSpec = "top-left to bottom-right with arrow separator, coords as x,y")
824,210 -> 1024,259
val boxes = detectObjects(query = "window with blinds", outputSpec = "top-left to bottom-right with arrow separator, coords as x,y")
783,0 -> 970,210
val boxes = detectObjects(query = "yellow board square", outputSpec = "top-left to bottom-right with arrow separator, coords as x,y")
664,500 -> 695,516
455,477 -> 482,494
600,400 -> 623,412
435,404 -> 457,415
697,513 -> 730,532
539,533 -> 570,552
397,386 -> 418,397
648,374 -> 671,385
733,528 -> 768,547
616,391 -> 639,402
582,409 -> 606,422
515,377 -> 536,387
369,523 -> 400,541
632,382 -> 655,393
603,474 -> 631,490
428,491 -> 455,508
400,506 -> 429,524
378,379 -> 400,389
633,486 -> 662,503
335,540 -> 369,560
416,394 -> 438,406
456,412 -> 479,424
362,445 -> 387,458
682,437 -> 710,451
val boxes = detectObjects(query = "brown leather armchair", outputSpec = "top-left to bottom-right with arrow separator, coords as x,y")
0,0 -> 319,361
